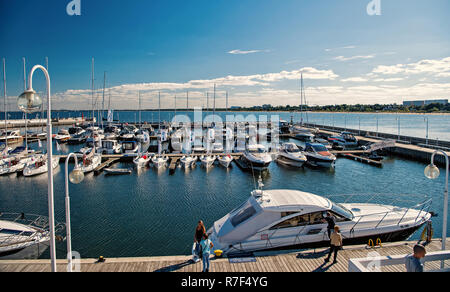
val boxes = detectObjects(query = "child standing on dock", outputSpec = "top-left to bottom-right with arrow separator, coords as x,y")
405,244 -> 426,272
325,226 -> 343,264
200,234 -> 214,272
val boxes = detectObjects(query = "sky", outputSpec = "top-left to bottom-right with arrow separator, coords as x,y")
0,0 -> 449,110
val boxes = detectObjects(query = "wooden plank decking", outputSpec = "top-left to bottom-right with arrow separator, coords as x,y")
1,239 -> 448,272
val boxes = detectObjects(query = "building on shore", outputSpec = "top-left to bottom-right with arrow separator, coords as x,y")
403,99 -> 448,106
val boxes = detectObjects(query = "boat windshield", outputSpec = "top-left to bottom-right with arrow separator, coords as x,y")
312,145 -> 328,152
249,148 -> 266,154
331,203 -> 354,220
231,203 -> 257,227
286,147 -> 300,153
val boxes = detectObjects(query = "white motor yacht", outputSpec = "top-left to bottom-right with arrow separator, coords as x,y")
0,130 -> 23,144
290,125 -> 315,142
241,144 -> 272,170
304,143 -> 336,168
277,143 -> 307,168
208,186 -> 432,256
0,213 -> 64,259
98,140 -> 122,154
121,141 -> 139,155
54,129 -> 71,143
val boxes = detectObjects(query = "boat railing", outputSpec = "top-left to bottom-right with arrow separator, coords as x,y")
0,212 -> 66,248
332,195 -> 434,235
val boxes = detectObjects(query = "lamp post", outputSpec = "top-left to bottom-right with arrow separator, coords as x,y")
424,150 -> 449,268
65,153 -> 84,272
17,65 -> 56,271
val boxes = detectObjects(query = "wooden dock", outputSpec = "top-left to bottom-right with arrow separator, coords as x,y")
94,158 -> 121,175
1,238 -> 448,272
340,154 -> 383,167
169,157 -> 179,170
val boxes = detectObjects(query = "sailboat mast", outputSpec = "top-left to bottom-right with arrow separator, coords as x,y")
158,91 -> 161,129
213,84 -> 216,124
102,71 -> 106,129
138,91 -> 141,128
300,73 -> 304,126
186,91 -> 189,111
91,58 -> 95,127
2,58 -> 7,149
226,91 -> 228,113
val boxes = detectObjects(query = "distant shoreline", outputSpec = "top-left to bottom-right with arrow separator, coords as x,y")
2,110 -> 450,116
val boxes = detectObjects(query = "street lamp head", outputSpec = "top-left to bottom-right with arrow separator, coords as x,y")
17,90 -> 43,113
69,168 -> 84,184
424,164 -> 440,180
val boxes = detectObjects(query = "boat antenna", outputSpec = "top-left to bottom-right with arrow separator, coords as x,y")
257,176 -> 264,191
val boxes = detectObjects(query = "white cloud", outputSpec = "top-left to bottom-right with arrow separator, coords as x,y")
334,55 -> 375,62
373,78 -> 404,82
325,45 -> 356,52
341,77 -> 368,82
372,57 -> 450,76
228,49 -> 270,55
49,67 -> 338,109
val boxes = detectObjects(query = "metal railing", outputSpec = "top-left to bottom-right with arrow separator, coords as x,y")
0,212 -> 65,248
326,194 -> 433,235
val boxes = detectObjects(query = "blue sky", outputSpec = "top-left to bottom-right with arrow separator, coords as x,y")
1,0 -> 449,110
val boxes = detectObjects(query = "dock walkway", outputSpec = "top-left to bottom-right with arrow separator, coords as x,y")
1,239 -> 448,272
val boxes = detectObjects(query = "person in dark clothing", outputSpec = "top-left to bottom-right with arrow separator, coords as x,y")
323,212 -> 336,239
194,220 -> 206,261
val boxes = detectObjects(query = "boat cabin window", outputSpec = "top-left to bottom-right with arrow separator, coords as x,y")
231,203 -> 257,227
271,212 -> 329,230
270,214 -> 309,230
0,229 -> 34,237
122,143 -> 136,150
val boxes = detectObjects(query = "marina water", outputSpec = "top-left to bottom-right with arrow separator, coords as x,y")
0,111 -> 449,259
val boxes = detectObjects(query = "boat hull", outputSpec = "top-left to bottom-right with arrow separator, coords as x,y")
0,241 -> 49,260
224,224 -> 424,256
277,155 -> 306,168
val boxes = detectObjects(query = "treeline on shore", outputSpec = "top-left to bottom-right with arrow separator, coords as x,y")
228,102 -> 450,113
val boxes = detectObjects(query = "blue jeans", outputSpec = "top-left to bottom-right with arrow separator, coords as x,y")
202,253 -> 210,272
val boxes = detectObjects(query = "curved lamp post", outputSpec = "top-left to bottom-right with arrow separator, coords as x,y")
65,153 -> 84,272
424,150 -> 449,268
17,65 -> 57,271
